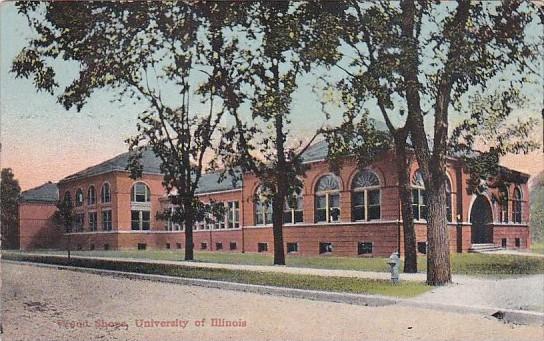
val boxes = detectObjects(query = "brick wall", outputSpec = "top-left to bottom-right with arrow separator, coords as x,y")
18,202 -> 60,250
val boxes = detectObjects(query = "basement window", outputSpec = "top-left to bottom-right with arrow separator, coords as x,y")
258,243 -> 268,252
358,242 -> 373,255
230,242 -> 237,250
515,238 -> 521,248
104,244 -> 110,250
176,243 -> 182,249
216,242 -> 223,250
501,239 -> 507,248
137,243 -> 147,250
90,244 -> 95,251
287,242 -> 299,253
166,243 -> 171,249
319,242 -> 333,254
201,242 -> 207,250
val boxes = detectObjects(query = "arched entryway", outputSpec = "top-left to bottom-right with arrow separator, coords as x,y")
470,195 -> 493,244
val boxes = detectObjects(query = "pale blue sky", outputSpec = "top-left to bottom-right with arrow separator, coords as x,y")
0,1 -> 542,190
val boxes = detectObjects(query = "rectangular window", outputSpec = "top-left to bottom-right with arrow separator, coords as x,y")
287,242 -> 298,253
417,241 -> 427,254
89,212 -> 98,231
228,201 -> 240,228
102,210 -> 112,231
316,195 -> 327,222
257,243 -> 268,252
515,238 -> 521,248
230,242 -> 237,250
90,243 -> 95,251
319,242 -> 333,254
501,238 -> 507,248
166,243 -> 171,249
201,242 -> 207,250
216,242 -> 223,250
255,202 -> 273,226
131,210 -> 150,230
358,242 -> 373,255
104,244 -> 110,250
74,213 -> 84,232
412,189 -> 427,220
176,243 -> 182,249
137,243 -> 147,250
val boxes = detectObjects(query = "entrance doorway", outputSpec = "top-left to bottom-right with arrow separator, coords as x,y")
470,195 -> 493,244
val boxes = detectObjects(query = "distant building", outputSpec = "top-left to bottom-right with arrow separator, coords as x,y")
17,141 -> 531,255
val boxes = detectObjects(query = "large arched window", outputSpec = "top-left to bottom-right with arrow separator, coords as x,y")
75,188 -> 84,207
411,171 -> 427,220
315,174 -> 341,223
131,182 -> 151,203
255,185 -> 273,226
512,187 -> 522,223
352,169 -> 381,221
87,186 -> 96,205
101,182 -> 111,203
499,184 -> 509,223
446,177 -> 452,222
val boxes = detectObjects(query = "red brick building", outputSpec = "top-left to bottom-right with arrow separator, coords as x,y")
18,141 -> 531,256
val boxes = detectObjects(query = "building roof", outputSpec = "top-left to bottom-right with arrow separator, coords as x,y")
301,140 -> 328,163
19,182 -> 59,203
61,149 -> 162,182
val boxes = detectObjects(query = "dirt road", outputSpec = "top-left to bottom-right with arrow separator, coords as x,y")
2,262 -> 542,341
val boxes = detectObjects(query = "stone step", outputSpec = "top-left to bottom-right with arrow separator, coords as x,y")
469,244 -> 503,253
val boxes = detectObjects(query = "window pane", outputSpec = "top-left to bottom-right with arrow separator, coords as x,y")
284,211 -> 293,224
294,210 -> 303,223
353,206 -> 365,221
368,190 -> 380,205
316,195 -> 326,209
413,205 -> 420,220
412,190 -> 419,204
131,211 -> 140,230
316,209 -> 327,222
329,194 -> 340,208
369,205 -> 380,220
353,192 -> 365,206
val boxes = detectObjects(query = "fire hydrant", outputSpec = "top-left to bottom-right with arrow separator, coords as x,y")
387,252 -> 400,284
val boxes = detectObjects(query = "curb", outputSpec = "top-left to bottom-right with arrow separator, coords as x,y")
4,259 -> 544,326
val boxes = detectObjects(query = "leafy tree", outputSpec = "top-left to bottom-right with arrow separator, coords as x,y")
216,2 -> 321,265
305,0 -> 541,285
52,196 -> 73,259
530,172 -> 544,243
1,168 -> 21,249
11,1 -> 238,261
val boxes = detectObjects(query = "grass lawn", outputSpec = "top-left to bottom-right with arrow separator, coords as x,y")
531,242 -> 544,255
2,253 -> 430,298
12,249 -> 544,276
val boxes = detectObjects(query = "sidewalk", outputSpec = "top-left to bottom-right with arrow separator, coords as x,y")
9,252 -> 429,281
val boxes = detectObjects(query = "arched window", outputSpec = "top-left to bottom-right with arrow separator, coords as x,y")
75,188 -> 84,207
512,187 -> 522,223
352,169 -> 381,221
284,191 -> 304,224
255,185 -> 273,226
446,178 -> 452,222
315,174 -> 341,223
131,182 -> 151,203
101,183 -> 111,203
499,184 -> 509,223
411,171 -> 427,220
63,191 -> 72,206
87,186 -> 96,205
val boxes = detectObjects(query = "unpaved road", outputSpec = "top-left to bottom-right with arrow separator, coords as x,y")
1,262 -> 543,341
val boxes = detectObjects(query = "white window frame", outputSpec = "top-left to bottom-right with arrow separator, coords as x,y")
131,210 -> 151,230
131,182 -> 151,203
101,182 -> 111,203
102,210 -> 112,231
512,187 -> 522,224
315,175 -> 341,223
284,193 -> 304,224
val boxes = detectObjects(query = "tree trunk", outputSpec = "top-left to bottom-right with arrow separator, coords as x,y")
425,169 -> 451,285
272,192 -> 286,265
394,143 -> 417,273
184,200 -> 194,261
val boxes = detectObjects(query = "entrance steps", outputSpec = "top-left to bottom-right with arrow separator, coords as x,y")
469,243 -> 503,253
